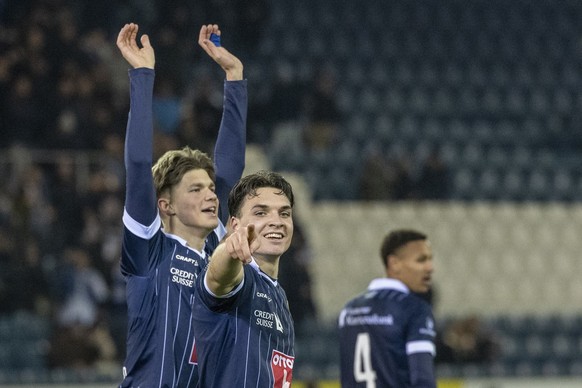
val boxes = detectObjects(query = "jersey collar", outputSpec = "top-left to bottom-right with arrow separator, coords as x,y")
162,230 -> 205,257
368,278 -> 410,294
249,258 -> 278,285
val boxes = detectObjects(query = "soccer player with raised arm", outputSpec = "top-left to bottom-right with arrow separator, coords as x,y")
116,22 -> 247,387
339,229 -> 437,388
192,171 -> 296,387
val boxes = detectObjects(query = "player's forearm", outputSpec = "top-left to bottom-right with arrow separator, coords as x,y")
225,63 -> 243,81
125,68 -> 155,163
206,243 -> 244,296
124,68 -> 157,223
408,353 -> 437,388
214,80 -> 248,223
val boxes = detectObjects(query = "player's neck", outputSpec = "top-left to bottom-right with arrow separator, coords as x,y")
253,255 -> 280,279
166,224 -> 209,252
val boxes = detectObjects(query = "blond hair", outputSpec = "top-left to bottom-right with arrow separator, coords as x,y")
152,146 -> 215,197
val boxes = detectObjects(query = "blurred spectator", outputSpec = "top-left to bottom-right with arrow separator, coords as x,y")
436,315 -> 500,364
358,145 -> 414,200
48,246 -> 117,369
48,155 -> 85,246
54,246 -> 108,328
153,77 -> 182,137
417,149 -> 451,200
181,73 -> 223,154
266,61 -> 305,126
4,71 -> 45,146
302,65 -> 341,152
251,60 -> 306,146
0,230 -> 51,315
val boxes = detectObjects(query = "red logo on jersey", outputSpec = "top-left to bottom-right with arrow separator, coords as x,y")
190,341 -> 197,364
271,350 -> 294,388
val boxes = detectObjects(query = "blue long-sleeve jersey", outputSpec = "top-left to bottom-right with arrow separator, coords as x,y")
192,260 -> 295,387
119,68 -> 247,388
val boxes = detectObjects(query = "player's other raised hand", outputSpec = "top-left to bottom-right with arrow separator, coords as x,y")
198,24 -> 243,81
116,23 -> 155,69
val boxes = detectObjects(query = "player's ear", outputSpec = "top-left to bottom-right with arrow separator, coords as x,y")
158,197 -> 175,216
387,254 -> 400,273
230,216 -> 240,231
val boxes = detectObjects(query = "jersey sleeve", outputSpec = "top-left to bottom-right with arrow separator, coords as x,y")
123,68 -> 158,225
406,299 -> 437,387
408,352 -> 437,388
214,80 -> 247,224
196,264 -> 250,313
121,68 -> 160,275
405,299 -> 436,356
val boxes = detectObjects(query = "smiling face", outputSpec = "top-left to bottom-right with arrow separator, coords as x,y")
160,168 -> 219,237
231,187 -> 293,261
388,239 -> 434,294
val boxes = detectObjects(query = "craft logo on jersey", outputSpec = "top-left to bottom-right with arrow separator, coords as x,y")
175,254 -> 199,266
254,309 -> 284,333
256,291 -> 272,302
271,350 -> 294,388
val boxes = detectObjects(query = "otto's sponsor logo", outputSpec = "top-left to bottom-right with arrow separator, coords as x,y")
254,310 -> 284,333
176,254 -> 199,265
170,267 -> 196,287
271,350 -> 293,388
189,341 -> 198,365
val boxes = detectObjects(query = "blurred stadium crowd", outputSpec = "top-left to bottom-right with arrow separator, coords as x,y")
1,0 -> 582,384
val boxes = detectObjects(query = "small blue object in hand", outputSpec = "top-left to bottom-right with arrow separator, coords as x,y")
210,33 -> 221,47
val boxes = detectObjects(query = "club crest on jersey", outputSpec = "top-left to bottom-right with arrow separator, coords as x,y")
271,350 -> 294,388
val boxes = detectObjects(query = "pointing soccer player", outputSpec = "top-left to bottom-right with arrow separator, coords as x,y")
339,229 -> 437,388
116,22 -> 247,387
192,171 -> 296,387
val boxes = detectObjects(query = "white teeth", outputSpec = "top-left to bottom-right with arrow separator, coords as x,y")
265,233 -> 283,239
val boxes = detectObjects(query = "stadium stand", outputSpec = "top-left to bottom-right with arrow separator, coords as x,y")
2,0 -> 582,384
263,0 -> 582,202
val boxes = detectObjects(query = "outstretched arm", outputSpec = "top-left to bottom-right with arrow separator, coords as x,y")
117,23 -> 157,229
205,224 -> 259,296
199,24 -> 248,224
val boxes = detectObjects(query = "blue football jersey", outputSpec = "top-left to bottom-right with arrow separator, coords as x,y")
120,212 -> 225,387
192,260 -> 295,388
339,278 -> 436,388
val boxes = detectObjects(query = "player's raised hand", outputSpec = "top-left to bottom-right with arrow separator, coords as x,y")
116,23 -> 155,69
224,224 -> 260,264
198,24 -> 243,81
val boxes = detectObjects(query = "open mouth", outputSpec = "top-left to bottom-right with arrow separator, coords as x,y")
201,206 -> 217,215
264,233 -> 284,240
